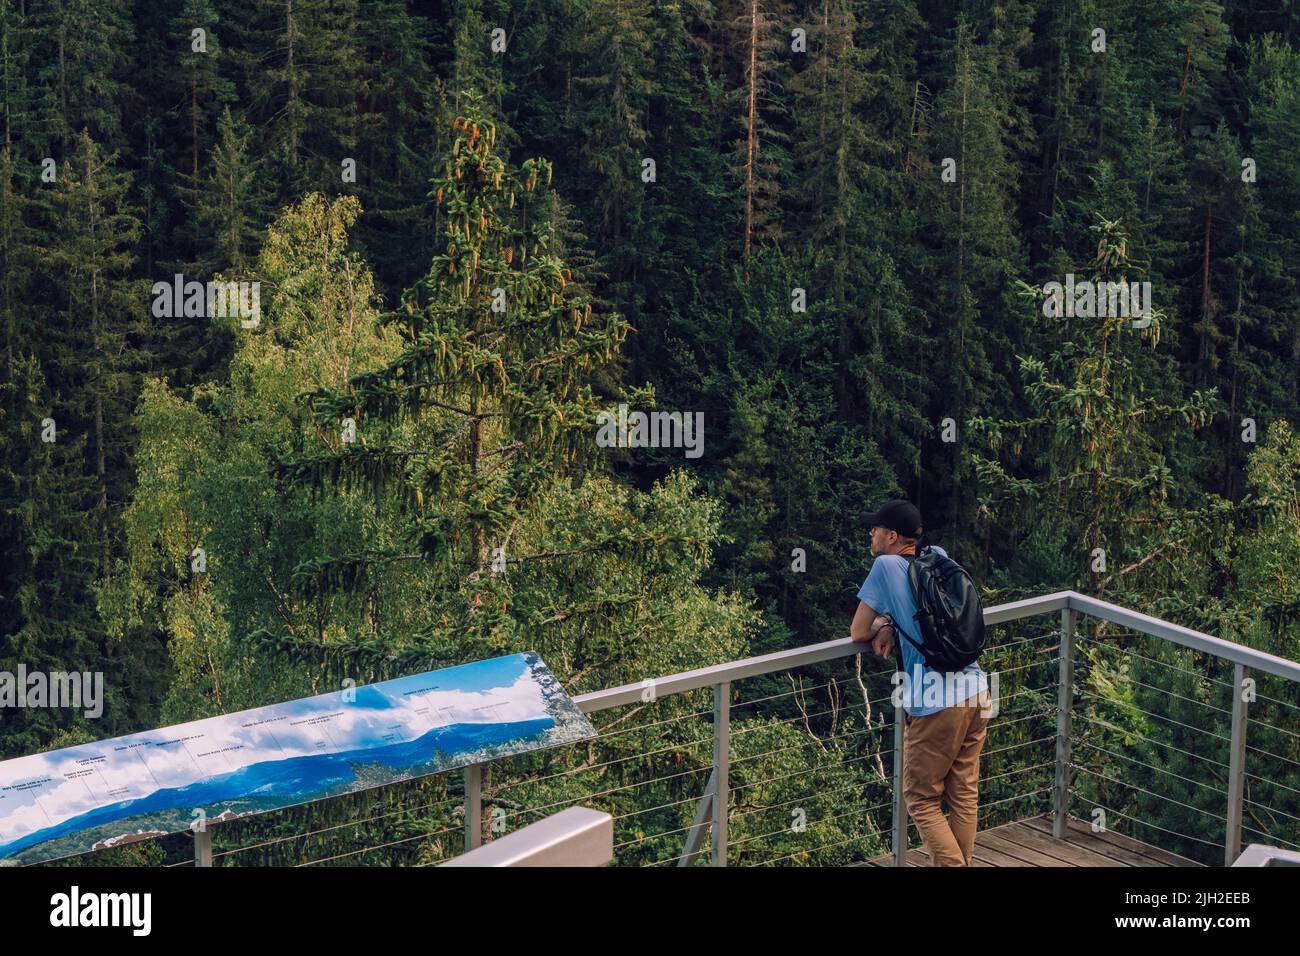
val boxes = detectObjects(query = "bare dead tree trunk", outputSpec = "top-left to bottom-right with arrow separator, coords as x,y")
192,81 -> 199,177
1200,203 -> 1213,375
88,154 -> 108,575
951,46 -> 970,527
1177,47 -> 1192,137
743,0 -> 759,282
287,0 -> 298,167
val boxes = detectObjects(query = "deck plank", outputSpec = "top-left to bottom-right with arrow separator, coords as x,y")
854,812 -> 1207,867
977,828 -> 1068,866
1066,818 -> 1206,867
970,838 -> 1043,867
1017,817 -> 1160,867
1002,819 -> 1129,866
1022,814 -> 1205,867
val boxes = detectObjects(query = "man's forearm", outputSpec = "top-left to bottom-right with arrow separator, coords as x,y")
850,601 -> 876,642
852,601 -> 894,642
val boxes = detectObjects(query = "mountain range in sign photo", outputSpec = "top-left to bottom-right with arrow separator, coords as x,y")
0,653 -> 595,864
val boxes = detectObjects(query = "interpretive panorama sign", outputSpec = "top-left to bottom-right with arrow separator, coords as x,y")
0,652 -> 595,864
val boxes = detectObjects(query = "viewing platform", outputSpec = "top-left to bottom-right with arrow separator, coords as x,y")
24,590 -> 1299,868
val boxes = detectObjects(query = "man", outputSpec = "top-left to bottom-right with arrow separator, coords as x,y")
850,499 -> 991,867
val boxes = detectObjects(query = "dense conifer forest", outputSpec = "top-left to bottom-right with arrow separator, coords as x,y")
1,0 -> 1298,866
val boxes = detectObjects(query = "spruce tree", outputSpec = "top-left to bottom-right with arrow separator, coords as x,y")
190,106 -> 268,274
920,13 -> 1029,536
969,214 -> 1220,600
169,0 -> 235,181
290,94 -> 639,625
28,0 -> 136,152
41,130 -> 144,573
0,144 -> 35,373
229,0 -> 362,196
0,356 -> 106,758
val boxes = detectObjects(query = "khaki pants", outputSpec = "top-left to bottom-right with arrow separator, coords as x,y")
902,689 -> 991,866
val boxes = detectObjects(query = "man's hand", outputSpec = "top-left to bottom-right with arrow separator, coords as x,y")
870,615 -> 895,658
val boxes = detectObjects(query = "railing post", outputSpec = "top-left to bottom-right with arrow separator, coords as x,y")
677,768 -> 716,866
1054,607 -> 1076,839
892,692 -> 906,866
1225,662 -> 1249,866
464,763 -> 483,852
712,681 -> 729,866
194,826 -> 212,867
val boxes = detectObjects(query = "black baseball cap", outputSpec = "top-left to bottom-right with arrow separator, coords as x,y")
867,499 -> 923,538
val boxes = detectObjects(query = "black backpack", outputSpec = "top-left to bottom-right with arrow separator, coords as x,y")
889,545 -> 987,672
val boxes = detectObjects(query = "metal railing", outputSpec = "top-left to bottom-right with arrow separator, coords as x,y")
166,590 -> 1298,866
476,590 -> 1296,867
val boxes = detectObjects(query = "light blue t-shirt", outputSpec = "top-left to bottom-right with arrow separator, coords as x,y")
857,545 -> 987,717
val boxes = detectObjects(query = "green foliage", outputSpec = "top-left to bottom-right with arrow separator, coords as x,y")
1,0 -> 1298,865
970,215 -> 1222,602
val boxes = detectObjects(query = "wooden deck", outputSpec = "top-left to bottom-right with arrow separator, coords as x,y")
858,814 -> 1206,867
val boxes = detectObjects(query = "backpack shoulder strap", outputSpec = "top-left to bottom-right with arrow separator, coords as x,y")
890,550 -> 928,662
